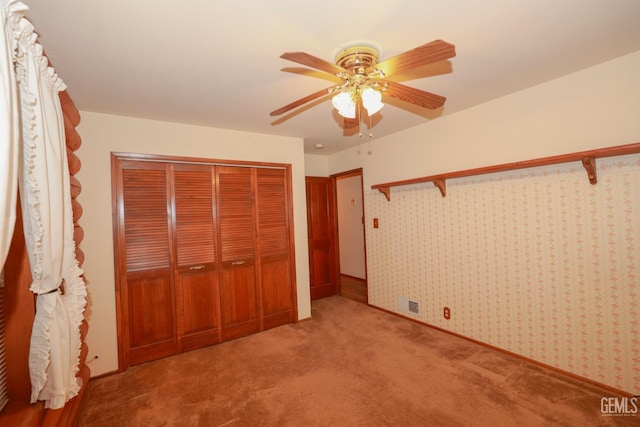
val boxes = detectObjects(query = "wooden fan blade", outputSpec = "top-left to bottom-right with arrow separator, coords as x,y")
372,40 -> 456,78
270,86 -> 334,116
280,52 -> 347,76
342,117 -> 359,129
382,81 -> 446,109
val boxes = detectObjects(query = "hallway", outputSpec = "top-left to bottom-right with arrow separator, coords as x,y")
340,275 -> 367,304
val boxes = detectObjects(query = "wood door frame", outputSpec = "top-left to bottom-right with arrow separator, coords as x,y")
331,168 -> 368,296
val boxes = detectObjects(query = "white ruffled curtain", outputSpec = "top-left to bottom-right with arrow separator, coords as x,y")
1,0 -> 87,410
0,0 -> 20,265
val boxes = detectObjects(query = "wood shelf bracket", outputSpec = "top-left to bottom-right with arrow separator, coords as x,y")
581,156 -> 597,184
377,186 -> 391,201
433,179 -> 446,197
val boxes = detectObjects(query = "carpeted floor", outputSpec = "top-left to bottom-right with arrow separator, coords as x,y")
76,296 -> 631,426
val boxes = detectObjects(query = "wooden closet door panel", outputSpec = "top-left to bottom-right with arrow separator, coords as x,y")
260,258 -> 292,329
256,169 -> 289,256
173,164 -> 221,351
173,166 -> 216,266
218,166 -> 255,261
126,270 -> 175,365
177,270 -> 220,350
256,168 -> 294,329
119,162 -> 177,366
220,265 -> 257,339
122,166 -> 172,271
217,166 -> 259,340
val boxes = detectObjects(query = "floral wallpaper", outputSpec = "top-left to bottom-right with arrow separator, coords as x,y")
365,153 -> 640,394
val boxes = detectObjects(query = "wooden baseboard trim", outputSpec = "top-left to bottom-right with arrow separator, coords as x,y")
339,274 -> 366,281
89,369 -> 120,381
368,303 -> 634,398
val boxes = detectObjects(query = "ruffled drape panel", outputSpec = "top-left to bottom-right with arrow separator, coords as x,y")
3,0 -> 88,410
0,0 -> 22,268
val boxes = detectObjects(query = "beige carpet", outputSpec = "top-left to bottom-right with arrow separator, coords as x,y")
77,296 -> 631,426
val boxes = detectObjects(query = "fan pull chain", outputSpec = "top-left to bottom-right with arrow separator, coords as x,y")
358,101 -> 362,138
366,108 -> 373,153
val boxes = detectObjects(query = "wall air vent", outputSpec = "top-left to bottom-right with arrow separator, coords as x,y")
398,296 -> 420,315
408,300 -> 420,314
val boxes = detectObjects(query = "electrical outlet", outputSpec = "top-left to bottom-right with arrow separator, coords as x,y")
443,307 -> 450,320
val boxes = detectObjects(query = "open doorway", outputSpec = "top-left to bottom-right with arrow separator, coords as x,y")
334,169 -> 367,304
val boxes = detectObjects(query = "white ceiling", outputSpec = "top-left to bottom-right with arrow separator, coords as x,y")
24,0 -> 640,155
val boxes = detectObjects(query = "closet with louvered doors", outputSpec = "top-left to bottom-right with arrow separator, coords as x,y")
112,154 -> 297,370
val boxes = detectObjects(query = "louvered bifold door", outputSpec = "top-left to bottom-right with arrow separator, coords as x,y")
217,166 -> 260,340
256,168 -> 295,329
117,160 -> 177,367
172,164 -> 221,351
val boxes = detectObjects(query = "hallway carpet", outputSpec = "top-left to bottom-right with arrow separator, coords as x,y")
340,275 -> 367,304
77,296 -> 630,426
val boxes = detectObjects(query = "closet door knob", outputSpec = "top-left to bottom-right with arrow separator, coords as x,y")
231,260 -> 246,266
189,265 -> 205,270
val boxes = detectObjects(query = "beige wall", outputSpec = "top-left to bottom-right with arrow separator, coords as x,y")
76,113 -> 310,377
327,50 -> 640,393
303,153 -> 329,177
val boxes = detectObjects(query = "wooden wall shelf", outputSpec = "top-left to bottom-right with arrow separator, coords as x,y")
372,142 -> 640,200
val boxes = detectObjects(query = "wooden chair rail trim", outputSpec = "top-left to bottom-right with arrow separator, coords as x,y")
371,142 -> 640,200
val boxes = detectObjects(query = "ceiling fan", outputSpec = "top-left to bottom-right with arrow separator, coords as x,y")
270,39 -> 456,130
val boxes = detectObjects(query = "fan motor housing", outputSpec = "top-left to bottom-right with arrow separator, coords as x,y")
335,46 -> 379,72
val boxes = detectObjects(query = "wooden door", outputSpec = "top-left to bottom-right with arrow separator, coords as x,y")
256,168 -> 295,330
217,166 -> 260,340
172,164 -> 221,351
305,177 -> 338,300
116,161 -> 177,366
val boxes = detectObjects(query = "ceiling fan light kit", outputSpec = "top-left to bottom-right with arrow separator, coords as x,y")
270,39 -> 456,134
331,90 -> 357,118
330,45 -> 386,118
